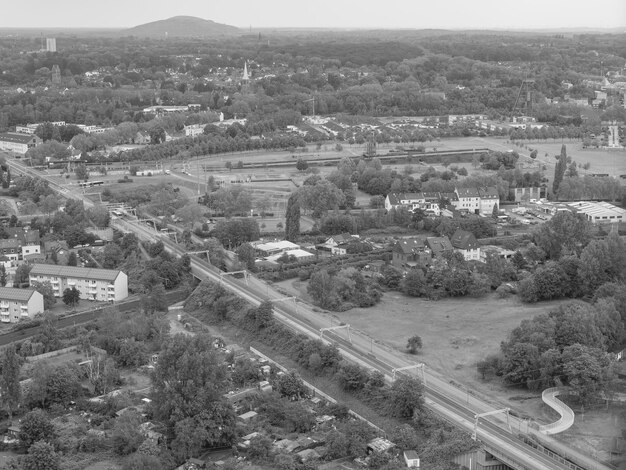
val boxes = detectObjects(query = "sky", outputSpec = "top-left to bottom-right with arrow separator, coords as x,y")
0,0 -> 625,30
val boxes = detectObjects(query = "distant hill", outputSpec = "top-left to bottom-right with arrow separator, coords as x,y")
125,16 -> 239,37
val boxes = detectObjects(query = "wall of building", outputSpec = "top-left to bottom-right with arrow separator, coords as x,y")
0,292 -> 43,323
113,272 -> 129,301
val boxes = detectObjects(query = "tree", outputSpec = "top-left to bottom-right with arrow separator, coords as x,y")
307,269 -> 338,310
297,180 -> 345,218
39,195 -> 59,216
13,264 -> 32,287
141,283 -> 167,315
62,287 -> 80,308
35,122 -> 61,142
151,334 -> 236,448
285,194 -> 300,241
22,440 -> 60,470
561,344 -> 612,405
402,268 -> 428,297
0,264 -> 6,287
275,370 -> 307,399
0,345 -> 21,420
103,243 -> 124,269
296,158 -> 309,171
236,243 -> 256,271
578,233 -> 626,295
406,335 -> 423,354
31,281 -> 56,310
388,375 -> 425,419
67,252 -> 78,266
566,161 -> 579,178
112,410 -> 145,455
491,203 -> 499,219
175,204 -> 205,229
75,164 -> 89,181
533,211 -> 591,259
19,410 -> 56,448
552,144 -> 567,197
86,205 -> 111,227
148,126 -> 166,144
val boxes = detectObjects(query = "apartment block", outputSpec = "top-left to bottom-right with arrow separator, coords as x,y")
29,264 -> 128,302
0,287 -> 44,323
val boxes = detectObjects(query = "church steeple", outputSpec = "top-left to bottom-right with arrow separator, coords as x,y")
242,61 -> 249,81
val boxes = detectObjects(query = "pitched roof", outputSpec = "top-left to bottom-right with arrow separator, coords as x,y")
4,228 -> 40,244
0,239 -> 20,249
386,193 -> 401,205
426,236 -> 453,255
394,238 -> 427,254
331,233 -> 355,244
456,187 -> 481,198
29,263 -> 122,282
0,132 -> 39,144
478,187 -> 499,199
0,287 -> 39,302
450,229 -> 479,250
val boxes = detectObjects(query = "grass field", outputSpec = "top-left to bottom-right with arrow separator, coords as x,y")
276,279 -> 560,390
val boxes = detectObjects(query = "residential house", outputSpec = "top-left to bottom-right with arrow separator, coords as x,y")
0,255 -> 13,270
0,239 -> 20,264
392,238 -> 431,270
425,237 -> 453,259
1,228 -> 41,262
184,124 -> 205,137
43,240 -> 70,264
478,187 -> 500,215
454,187 -> 499,215
28,264 -> 128,301
0,132 -> 42,154
318,233 -> 358,255
454,188 -> 481,214
450,230 -> 481,261
133,131 -> 151,145
0,287 -> 44,323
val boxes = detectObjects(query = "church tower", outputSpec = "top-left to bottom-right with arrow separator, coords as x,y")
242,61 -> 249,82
241,61 -> 250,93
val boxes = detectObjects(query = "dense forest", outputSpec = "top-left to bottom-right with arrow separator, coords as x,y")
0,30 -> 624,131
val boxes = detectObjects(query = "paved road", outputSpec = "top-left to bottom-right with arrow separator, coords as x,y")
9,156 -> 611,470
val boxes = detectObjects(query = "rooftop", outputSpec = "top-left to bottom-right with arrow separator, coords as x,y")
0,287 -> 39,302
254,240 -> 300,252
450,229 -> 479,250
394,237 -> 427,254
0,132 -> 39,144
566,201 -> 626,218
29,264 -> 123,282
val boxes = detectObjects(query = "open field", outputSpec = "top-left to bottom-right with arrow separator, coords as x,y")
276,279 -> 624,460
276,280 -> 560,395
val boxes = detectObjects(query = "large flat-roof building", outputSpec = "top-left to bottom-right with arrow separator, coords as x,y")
0,288 -> 44,323
566,201 -> 626,224
29,264 -> 128,302
0,132 -> 42,155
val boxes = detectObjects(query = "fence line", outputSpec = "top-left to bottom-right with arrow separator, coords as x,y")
24,346 -> 77,362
